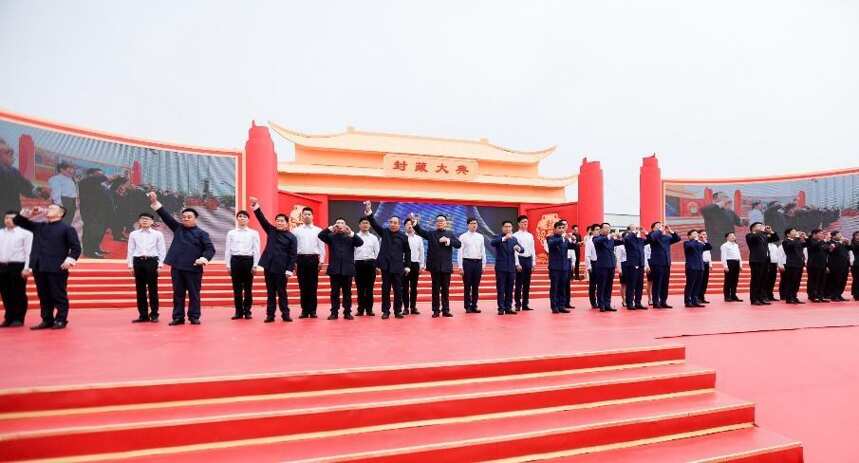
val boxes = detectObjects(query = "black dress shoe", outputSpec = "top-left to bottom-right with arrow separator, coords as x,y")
8,321 -> 23,327
344,314 -> 354,320
558,308 -> 570,313
283,317 -> 293,322
700,299 -> 711,304
355,312 -> 365,316
604,307 -> 617,312
551,308 -> 560,313
310,314 -> 318,318
760,300 -> 771,305
31,322 -> 53,330
634,305 -> 648,310
366,312 -> 376,316
0,321 -> 11,328
231,315 -> 243,320
794,299 -> 805,304
410,309 -> 420,315
497,311 -> 505,315
442,312 -> 453,317
150,315 -> 159,323
394,313 -> 404,319
298,314 -> 309,319
243,314 -> 252,319
51,321 -> 68,329
132,317 -> 150,323
327,314 -> 338,320
189,319 -> 201,325
504,310 -> 516,315
564,305 -> 574,309
662,304 -> 673,309
381,313 -> 390,319
264,316 -> 275,323
169,319 -> 185,326
733,297 -> 743,302
471,308 -> 481,313
432,312 -> 440,318
522,307 -> 533,311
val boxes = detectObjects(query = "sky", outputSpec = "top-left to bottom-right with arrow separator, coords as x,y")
1,0 -> 856,214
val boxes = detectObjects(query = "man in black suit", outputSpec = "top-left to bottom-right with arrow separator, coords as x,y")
745,223 -> 779,305
491,220 -> 521,315
781,228 -> 807,304
805,229 -> 833,303
571,224 -> 582,280
0,139 -> 38,214
319,218 -> 364,320
77,168 -> 112,258
250,197 -> 297,322
148,192 -> 215,325
14,204 -> 81,329
826,231 -> 850,301
699,192 -> 741,261
364,201 -> 410,319
411,213 -> 461,317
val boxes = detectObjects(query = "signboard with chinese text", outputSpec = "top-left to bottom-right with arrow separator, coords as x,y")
383,154 -> 477,181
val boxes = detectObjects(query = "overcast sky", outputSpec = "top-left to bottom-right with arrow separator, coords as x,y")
1,0 -> 856,214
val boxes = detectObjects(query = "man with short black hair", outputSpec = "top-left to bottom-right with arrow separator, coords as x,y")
0,210 -> 33,327
48,162 -> 78,225
294,206 -> 325,318
319,217 -> 363,319
622,225 -> 647,309
225,210 -> 261,320
647,221 -> 681,308
546,220 -> 573,313
826,230 -> 850,301
780,228 -> 807,304
402,218 -> 425,315
683,229 -> 711,308
806,229 -> 832,303
249,197 -> 297,322
354,217 -> 380,316
364,201 -> 410,319
458,217 -> 486,313
126,212 -> 166,323
746,222 -> 779,306
412,213 -> 461,317
513,215 -> 536,311
720,232 -> 743,302
593,223 -> 623,312
491,220 -> 521,315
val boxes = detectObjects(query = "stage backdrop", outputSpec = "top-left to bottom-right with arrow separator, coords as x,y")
0,115 -> 239,261
664,170 -> 859,261
329,200 -> 518,265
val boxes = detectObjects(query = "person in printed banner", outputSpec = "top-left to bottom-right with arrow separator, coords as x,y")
699,192 -> 741,261
720,232 -> 743,302
805,229 -> 833,303
249,197 -> 297,323
126,212 -> 166,323
592,223 -> 624,312
683,229 -> 711,308
318,218 -> 363,320
14,204 -> 81,329
0,138 -> 39,214
780,228 -> 807,305
0,210 -> 33,327
545,220 -> 573,314
148,191 -> 215,325
402,218 -> 425,315
646,221 -> 681,309
77,168 -> 113,258
353,217 -> 380,316
491,220 -> 521,315
825,231 -> 850,302
513,215 -> 536,312
697,231 -> 713,304
225,211 -> 261,320
850,231 -> 859,302
364,201 -> 410,319
48,162 -> 78,225
622,226 -> 647,310
293,206 -> 326,319
411,213 -> 461,318
457,217 -> 486,314
745,223 -> 779,306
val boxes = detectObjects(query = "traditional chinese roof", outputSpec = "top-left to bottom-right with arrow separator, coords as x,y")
269,121 -> 556,164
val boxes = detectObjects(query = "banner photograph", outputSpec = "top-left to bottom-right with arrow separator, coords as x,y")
0,117 -> 238,260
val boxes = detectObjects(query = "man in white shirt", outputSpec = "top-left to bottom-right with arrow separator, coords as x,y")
293,206 -> 326,318
585,224 -> 599,308
513,215 -> 536,311
225,210 -> 261,320
126,212 -> 167,323
766,235 -> 782,301
0,210 -> 33,327
403,218 -> 425,315
697,231 -> 713,304
457,217 -> 486,313
353,217 -> 380,316
720,232 -> 743,302
615,237 -> 627,307
48,162 -> 78,225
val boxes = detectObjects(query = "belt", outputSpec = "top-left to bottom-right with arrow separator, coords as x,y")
133,256 -> 159,260
231,255 -> 254,259
298,254 -> 319,257
462,258 -> 482,261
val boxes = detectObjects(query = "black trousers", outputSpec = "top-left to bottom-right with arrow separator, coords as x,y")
495,270 -> 515,311
782,266 -> 803,301
380,270 -> 404,315
132,257 -> 160,318
229,256 -> 254,316
354,260 -> 377,314
563,260 -> 573,306
765,263 -> 778,299
723,260 -> 740,299
749,262 -> 767,303
171,268 -> 202,321
296,254 -> 320,316
684,268 -> 703,305
329,274 -> 353,315
403,262 -> 420,311
462,259 -> 483,311
81,217 -> 106,255
852,265 -> 859,300
549,269 -> 568,310
33,270 -> 70,323
60,196 -> 76,225
650,265 -> 669,306
430,271 -> 452,313
514,259 -> 533,309
826,266 -> 849,299
588,268 -> 598,307
623,264 -> 643,306
264,271 -> 289,318
573,252 -> 581,280
698,265 -> 710,301
806,266 -> 826,300
0,262 -> 28,323
595,267 -> 615,309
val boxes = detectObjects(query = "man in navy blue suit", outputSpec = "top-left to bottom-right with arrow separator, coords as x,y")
622,226 -> 648,310
491,220 -> 521,315
363,201 -> 411,319
250,197 -> 297,323
592,223 -> 624,312
546,220 -> 573,313
647,221 -> 681,309
683,229 -> 712,307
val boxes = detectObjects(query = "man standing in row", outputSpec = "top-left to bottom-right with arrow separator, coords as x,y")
720,232 -> 743,302
319,218 -> 363,320
225,211 -> 261,320
148,191 -> 214,325
293,207 -> 325,319
491,220 -> 520,315
364,201 -> 410,319
457,217 -> 486,314
354,218 -> 379,316
593,223 -> 623,312
249,197 -> 297,322
126,212 -> 166,323
571,224 -> 582,280
622,226 -> 647,310
746,223 -> 779,306
403,218 -> 425,315
826,231 -> 851,301
48,162 -> 78,225
683,229 -> 711,308
561,220 -> 576,309
77,168 -> 113,258
780,228 -> 806,304
805,229 -> 832,303
0,210 -> 33,327
0,139 -> 38,214
647,222 -> 680,309
546,220 -> 572,314
697,231 -> 713,304
513,215 -> 536,311
14,204 -> 81,329
765,230 -> 781,301
585,224 -> 599,308
412,213 -> 460,317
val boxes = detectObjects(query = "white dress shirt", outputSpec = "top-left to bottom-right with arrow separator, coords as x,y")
48,173 -> 77,204
644,244 -> 651,270
126,227 -> 167,268
584,236 -> 597,271
768,242 -> 780,264
406,232 -> 426,267
512,230 -> 537,266
293,223 -> 326,262
225,227 -> 261,268
615,245 -> 626,268
354,231 -> 380,260
702,244 -> 712,267
0,226 -> 33,269
720,242 -> 742,268
457,231 -> 486,268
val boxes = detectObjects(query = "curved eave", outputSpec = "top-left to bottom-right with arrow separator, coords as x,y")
269,121 -> 556,164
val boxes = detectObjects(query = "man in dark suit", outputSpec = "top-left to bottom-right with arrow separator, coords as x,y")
781,228 -> 807,304
148,192 -> 215,325
593,223 -> 624,312
77,168 -> 112,258
411,213 -> 461,317
699,192 -> 741,261
683,229 -> 712,307
546,220 -> 573,314
571,224 -> 583,280
364,201 -> 410,319
0,139 -> 38,214
825,231 -> 850,301
745,223 -> 779,305
14,204 -> 81,329
647,222 -> 681,308
250,197 -> 297,322
805,229 -> 833,303
319,218 -> 364,320
622,226 -> 647,310
491,220 -> 521,315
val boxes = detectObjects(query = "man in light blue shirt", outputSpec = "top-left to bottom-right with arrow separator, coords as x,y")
48,162 -> 78,225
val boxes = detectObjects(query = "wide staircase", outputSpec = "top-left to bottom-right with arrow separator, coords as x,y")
0,344 -> 802,462
23,262 -> 850,311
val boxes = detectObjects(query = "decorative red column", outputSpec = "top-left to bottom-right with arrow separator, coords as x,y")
639,154 -> 662,228
797,191 -> 806,208
130,161 -> 142,185
703,187 -> 713,204
18,134 -> 35,179
244,121 -> 278,240
733,190 -> 743,216
577,158 -> 604,227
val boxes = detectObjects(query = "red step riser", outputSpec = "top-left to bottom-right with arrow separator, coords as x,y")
0,373 -> 714,461
723,448 -> 805,463
0,346 -> 685,414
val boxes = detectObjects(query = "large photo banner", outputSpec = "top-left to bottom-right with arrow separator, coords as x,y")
664,171 -> 859,261
0,116 -> 239,261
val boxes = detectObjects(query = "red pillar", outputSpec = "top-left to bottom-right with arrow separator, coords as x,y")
244,121 -> 278,239
639,154 -> 662,228
130,160 -> 142,185
18,134 -> 35,179
797,191 -> 806,208
733,190 -> 743,216
703,187 -> 713,204
577,158 -> 604,227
